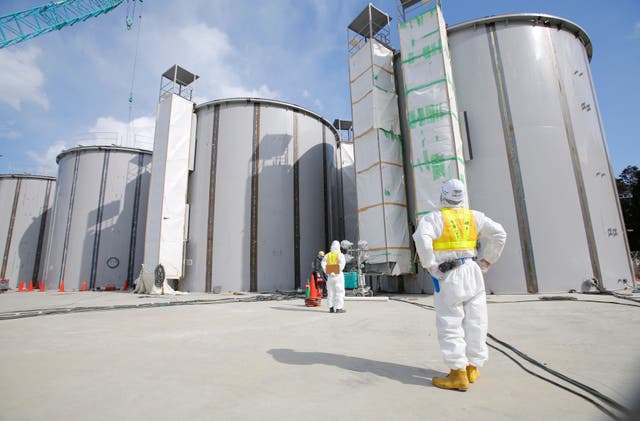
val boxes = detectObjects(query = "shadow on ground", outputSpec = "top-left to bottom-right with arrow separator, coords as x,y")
268,348 -> 440,387
269,305 -> 325,312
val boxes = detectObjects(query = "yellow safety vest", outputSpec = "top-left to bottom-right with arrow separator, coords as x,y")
433,208 -> 478,251
325,251 -> 341,274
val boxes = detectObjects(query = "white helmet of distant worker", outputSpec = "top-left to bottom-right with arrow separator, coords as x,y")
441,179 -> 466,207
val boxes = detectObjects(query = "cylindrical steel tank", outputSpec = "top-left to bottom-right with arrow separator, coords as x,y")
0,174 -> 56,289
184,98 -> 340,292
445,14 -> 632,293
44,146 -> 151,290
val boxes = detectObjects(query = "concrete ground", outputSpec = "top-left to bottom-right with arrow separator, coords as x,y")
1,289 -> 640,420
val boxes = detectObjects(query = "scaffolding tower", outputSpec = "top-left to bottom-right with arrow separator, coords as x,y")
396,0 -> 469,222
347,4 -> 412,276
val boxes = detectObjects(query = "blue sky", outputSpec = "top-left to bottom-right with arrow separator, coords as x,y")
0,0 -> 638,176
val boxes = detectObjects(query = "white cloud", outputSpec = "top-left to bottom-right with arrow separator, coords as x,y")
140,20 -> 279,103
85,116 -> 156,150
27,141 -> 66,176
219,83 -> 280,99
0,46 -> 48,110
8,3 -> 343,175
0,121 -> 21,140
176,23 -> 233,66
26,115 -> 155,176
298,90 -> 324,112
4,131 -> 20,139
633,21 -> 640,39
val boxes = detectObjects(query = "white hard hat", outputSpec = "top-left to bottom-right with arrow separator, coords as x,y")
441,179 -> 466,206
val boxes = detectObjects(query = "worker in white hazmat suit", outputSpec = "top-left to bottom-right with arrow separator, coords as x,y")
412,179 -> 506,391
322,240 -> 347,313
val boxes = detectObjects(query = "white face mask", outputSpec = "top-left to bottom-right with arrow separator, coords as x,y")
441,195 -> 464,208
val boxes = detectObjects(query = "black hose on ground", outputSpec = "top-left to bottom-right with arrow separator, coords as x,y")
0,292 -> 301,321
390,297 -> 630,420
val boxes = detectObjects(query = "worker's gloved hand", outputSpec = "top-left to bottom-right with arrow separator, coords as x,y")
478,259 -> 491,274
428,264 -> 444,280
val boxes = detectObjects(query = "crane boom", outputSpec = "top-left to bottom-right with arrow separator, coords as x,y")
0,0 -> 125,49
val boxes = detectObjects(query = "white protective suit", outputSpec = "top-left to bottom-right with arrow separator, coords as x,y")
321,240 -> 347,310
412,198 -> 506,370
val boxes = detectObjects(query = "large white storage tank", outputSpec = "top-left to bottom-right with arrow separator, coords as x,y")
184,98 -> 339,293
0,175 -> 56,289
445,14 -> 632,293
44,146 -> 151,290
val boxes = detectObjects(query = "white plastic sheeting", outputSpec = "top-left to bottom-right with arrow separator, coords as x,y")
398,4 -> 468,222
339,142 -> 359,244
133,264 -> 185,295
143,93 -> 195,280
349,39 -> 412,274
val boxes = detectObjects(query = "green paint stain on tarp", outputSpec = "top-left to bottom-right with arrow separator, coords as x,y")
408,103 -> 453,128
421,28 -> 439,40
398,6 -> 437,29
413,151 -> 464,181
405,78 -> 447,96
402,40 -> 442,64
379,128 -> 401,143
428,153 -> 446,180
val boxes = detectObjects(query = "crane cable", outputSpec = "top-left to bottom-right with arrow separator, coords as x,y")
125,0 -> 135,29
126,0 -> 144,147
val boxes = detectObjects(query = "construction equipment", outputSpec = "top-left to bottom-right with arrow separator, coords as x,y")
1,0 -> 145,148
0,0 -> 140,49
341,240 -> 373,297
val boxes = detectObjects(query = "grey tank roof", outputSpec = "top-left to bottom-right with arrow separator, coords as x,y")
447,13 -> 592,60
56,145 -> 152,163
195,97 -> 340,140
0,174 -> 56,181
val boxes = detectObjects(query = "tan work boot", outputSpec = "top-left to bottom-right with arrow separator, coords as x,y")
466,365 -> 479,383
432,369 -> 470,391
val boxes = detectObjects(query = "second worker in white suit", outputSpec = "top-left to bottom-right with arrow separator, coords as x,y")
321,240 -> 347,313
413,179 -> 506,391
